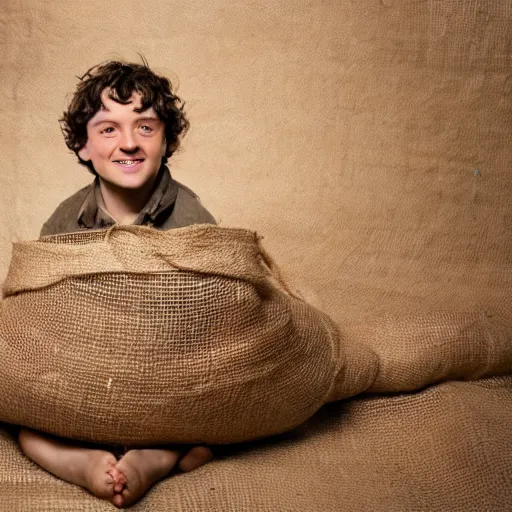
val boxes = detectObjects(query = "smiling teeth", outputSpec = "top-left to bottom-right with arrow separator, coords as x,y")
118,160 -> 138,164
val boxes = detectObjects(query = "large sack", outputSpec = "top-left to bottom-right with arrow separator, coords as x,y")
0,225 -> 363,445
0,224 -> 510,445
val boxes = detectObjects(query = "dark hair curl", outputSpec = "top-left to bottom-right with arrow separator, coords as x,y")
60,59 -> 189,175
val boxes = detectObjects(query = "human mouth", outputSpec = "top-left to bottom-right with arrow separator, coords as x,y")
112,159 -> 144,171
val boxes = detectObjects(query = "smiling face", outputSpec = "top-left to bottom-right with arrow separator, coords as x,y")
78,89 -> 166,191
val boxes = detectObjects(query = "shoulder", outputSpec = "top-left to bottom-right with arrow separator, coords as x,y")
39,185 -> 92,237
163,181 -> 216,229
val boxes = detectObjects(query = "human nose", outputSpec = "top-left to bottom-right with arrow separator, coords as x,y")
119,129 -> 138,153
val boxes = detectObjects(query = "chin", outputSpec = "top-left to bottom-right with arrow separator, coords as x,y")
112,174 -> 157,190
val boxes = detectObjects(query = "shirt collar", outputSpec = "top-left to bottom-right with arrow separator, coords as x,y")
77,165 -> 179,229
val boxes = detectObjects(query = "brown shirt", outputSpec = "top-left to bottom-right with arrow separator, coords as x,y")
40,166 -> 216,237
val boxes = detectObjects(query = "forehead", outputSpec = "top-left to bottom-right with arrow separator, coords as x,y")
90,89 -> 158,122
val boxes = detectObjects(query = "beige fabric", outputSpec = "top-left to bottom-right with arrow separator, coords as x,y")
1,375 -> 512,511
0,224 -> 510,447
6,225 -> 268,294
0,225 -> 344,444
353,311 -> 512,394
1,0 -> 511,509
1,2 -> 511,329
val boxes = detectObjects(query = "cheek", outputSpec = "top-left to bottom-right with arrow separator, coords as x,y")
149,137 -> 167,158
90,139 -> 115,159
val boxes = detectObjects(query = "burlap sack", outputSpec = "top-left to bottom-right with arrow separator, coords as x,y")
0,225 -> 351,445
0,224 -> 510,445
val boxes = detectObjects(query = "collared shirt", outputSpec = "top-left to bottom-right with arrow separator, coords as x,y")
40,166 -> 216,237
94,184 -> 139,226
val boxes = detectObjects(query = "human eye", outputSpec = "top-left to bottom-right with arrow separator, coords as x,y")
101,126 -> 116,135
140,125 -> 153,134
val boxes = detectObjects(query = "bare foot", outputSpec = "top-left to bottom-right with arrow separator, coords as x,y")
76,450 -> 120,500
111,446 -> 214,507
111,449 -> 180,508
18,428 -> 121,500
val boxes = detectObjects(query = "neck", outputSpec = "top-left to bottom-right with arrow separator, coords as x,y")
98,174 -> 159,222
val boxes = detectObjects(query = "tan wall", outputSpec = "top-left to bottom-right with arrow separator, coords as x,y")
1,1 -> 510,324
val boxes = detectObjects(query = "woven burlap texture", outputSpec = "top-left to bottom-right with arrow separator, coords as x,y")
0,225 -> 344,444
1,375 -> 512,512
1,224 -> 511,447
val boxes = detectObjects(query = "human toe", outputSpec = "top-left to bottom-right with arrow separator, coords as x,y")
109,466 -> 126,494
179,446 -> 214,473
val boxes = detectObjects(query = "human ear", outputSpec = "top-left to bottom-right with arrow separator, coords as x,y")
160,136 -> 167,157
78,144 -> 90,161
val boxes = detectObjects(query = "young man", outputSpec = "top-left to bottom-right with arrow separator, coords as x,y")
18,60 -> 215,508
40,60 -> 215,237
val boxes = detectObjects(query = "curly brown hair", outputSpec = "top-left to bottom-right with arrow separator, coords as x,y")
60,59 -> 189,175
